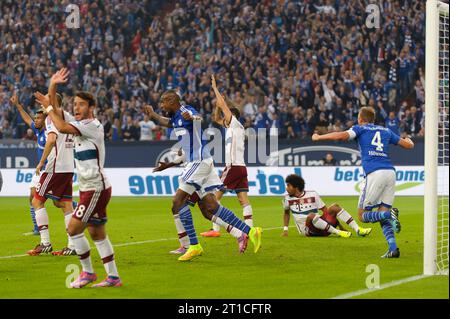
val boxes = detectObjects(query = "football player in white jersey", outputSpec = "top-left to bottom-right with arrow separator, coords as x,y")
200,75 -> 254,237
282,174 -> 372,238
28,69 -> 77,256
35,90 -> 121,288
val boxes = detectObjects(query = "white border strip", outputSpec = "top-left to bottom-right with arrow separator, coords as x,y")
331,274 -> 431,299
0,226 -> 291,260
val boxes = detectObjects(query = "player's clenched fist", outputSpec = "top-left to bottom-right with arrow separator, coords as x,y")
9,94 -> 19,106
143,105 -> 156,118
312,133 -> 321,142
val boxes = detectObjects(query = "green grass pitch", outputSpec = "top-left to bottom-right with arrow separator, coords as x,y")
0,196 -> 448,299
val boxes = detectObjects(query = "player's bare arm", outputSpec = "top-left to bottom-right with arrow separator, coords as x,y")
282,209 -> 290,237
35,133 -> 56,175
10,93 -> 33,128
153,161 -> 179,172
312,131 -> 350,142
211,103 -> 225,126
34,92 -> 80,136
153,148 -> 185,172
397,137 -> 415,149
211,74 -> 232,126
144,105 -> 172,128
49,68 -> 70,116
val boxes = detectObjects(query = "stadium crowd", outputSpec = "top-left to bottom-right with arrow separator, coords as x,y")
0,0 -> 427,141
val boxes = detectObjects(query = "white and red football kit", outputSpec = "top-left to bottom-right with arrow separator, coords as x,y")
35,111 -> 75,202
69,118 -> 111,225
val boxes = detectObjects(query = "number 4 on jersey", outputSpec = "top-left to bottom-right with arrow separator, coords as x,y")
371,131 -> 384,151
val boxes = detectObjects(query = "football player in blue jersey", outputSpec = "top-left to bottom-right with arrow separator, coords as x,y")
144,90 -> 262,261
10,93 -> 47,235
312,107 -> 414,258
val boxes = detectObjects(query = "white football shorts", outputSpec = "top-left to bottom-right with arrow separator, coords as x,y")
178,157 -> 223,199
358,169 -> 396,210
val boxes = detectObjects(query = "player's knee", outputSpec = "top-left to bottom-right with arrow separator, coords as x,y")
199,207 -> 212,220
53,200 -> 63,208
67,219 -> 83,237
67,224 -> 78,237
202,195 -> 218,215
171,198 -> 183,214
328,203 -> 341,215
31,197 -> 43,209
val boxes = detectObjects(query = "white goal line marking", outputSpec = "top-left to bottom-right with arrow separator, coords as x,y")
0,225 -> 293,260
330,274 -> 432,299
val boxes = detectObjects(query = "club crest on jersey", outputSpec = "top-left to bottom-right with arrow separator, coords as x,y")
300,197 -> 315,204
178,119 -> 183,126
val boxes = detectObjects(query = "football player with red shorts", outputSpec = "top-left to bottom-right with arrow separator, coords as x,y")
28,69 -> 77,256
36,88 -> 121,288
282,174 -> 372,238
200,75 -> 253,237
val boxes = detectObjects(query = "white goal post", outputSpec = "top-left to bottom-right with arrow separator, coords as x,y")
424,0 -> 449,275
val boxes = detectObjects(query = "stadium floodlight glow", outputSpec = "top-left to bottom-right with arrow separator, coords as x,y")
424,0 -> 449,276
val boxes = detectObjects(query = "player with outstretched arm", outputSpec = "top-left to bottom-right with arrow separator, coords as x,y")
200,75 -> 254,237
26,69 -> 78,256
35,90 -> 121,288
10,93 -> 47,235
312,107 -> 414,258
144,89 -> 262,261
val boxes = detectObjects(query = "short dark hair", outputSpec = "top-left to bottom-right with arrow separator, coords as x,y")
230,107 -> 240,119
75,91 -> 96,107
359,107 -> 376,123
161,90 -> 181,104
285,174 -> 305,192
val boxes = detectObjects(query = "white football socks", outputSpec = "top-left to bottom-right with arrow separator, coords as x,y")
173,213 -> 189,248
211,215 -> 242,238
312,215 -> 339,234
71,233 -> 94,274
94,236 -> 119,278
64,212 -> 75,249
35,207 -> 50,245
243,204 -> 253,227
337,209 -> 359,232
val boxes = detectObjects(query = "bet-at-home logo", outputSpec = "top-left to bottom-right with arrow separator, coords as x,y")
333,168 -> 424,192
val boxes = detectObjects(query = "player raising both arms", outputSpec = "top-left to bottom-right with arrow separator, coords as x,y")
312,107 -> 414,258
282,174 -> 372,238
145,89 -> 262,261
10,93 -> 46,235
35,89 -> 121,288
200,75 -> 253,238
27,69 -> 78,256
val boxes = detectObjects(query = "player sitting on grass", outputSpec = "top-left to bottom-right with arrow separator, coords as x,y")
282,174 -> 372,238
312,107 -> 414,258
144,89 -> 262,261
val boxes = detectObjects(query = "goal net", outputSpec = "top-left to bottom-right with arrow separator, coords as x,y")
424,0 -> 449,275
